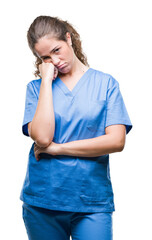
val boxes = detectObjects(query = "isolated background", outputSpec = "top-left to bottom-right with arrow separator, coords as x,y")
0,0 -> 151,239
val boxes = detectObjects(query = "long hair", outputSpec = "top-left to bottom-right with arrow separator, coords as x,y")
27,15 -> 89,78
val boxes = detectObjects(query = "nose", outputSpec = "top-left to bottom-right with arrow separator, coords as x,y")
43,55 -> 60,65
51,56 -> 60,66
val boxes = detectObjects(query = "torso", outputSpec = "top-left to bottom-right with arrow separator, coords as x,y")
21,68 -> 117,213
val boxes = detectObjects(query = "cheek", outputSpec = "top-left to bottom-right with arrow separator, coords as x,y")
63,47 -> 73,60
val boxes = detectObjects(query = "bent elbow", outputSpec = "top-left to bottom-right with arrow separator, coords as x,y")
116,140 -> 125,152
31,135 -> 53,148
30,127 -> 53,148
117,144 -> 125,152
37,138 -> 53,148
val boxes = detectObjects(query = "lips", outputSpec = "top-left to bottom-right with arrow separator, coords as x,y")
57,64 -> 66,69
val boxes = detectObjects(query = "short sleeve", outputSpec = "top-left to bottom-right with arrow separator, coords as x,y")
22,82 -> 38,136
105,76 -> 133,134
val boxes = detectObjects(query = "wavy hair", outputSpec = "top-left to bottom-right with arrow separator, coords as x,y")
27,15 -> 89,78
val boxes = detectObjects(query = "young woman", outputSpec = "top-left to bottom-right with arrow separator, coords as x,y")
21,15 -> 132,240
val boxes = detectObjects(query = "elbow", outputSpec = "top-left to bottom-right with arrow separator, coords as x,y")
116,131 -> 126,152
36,138 -> 53,148
116,140 -> 125,152
117,144 -> 125,152
29,124 -> 54,148
31,134 -> 53,148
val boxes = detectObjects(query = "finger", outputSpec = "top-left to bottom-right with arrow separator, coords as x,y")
34,144 -> 38,150
35,152 -> 40,161
53,69 -> 58,80
34,146 -> 37,154
34,149 -> 39,161
34,144 -> 39,151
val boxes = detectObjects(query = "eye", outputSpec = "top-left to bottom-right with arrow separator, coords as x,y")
43,56 -> 50,60
55,48 -> 60,52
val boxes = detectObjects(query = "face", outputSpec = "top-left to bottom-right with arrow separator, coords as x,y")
34,32 -> 75,74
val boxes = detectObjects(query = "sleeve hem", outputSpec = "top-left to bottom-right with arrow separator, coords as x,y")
22,123 -> 29,137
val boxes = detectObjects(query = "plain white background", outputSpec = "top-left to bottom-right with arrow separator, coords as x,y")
0,0 -> 151,239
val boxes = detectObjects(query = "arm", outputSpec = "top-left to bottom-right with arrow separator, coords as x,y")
33,124 -> 126,159
57,124 -> 126,157
29,81 -> 55,148
29,63 -> 57,148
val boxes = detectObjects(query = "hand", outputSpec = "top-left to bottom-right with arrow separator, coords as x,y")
39,62 -> 58,82
34,141 -> 60,161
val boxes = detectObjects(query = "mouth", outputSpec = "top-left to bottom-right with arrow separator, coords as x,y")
57,64 -> 66,69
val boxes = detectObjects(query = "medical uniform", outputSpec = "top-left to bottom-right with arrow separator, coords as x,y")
20,68 -> 132,239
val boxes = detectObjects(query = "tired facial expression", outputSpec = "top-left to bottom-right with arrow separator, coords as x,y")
34,32 -> 75,74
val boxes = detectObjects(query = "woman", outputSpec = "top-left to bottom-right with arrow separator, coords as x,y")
21,15 -> 132,240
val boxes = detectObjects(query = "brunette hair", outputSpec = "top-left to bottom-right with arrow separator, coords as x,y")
27,15 -> 89,78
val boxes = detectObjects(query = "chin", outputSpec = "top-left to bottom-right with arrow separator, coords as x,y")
59,65 -> 71,74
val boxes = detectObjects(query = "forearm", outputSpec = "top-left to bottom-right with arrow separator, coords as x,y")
58,134 -> 124,157
30,80 -> 55,146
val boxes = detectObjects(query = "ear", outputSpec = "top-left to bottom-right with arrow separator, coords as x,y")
66,32 -> 72,46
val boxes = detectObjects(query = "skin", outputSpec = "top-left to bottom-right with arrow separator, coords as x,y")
34,32 -> 89,81
34,125 -> 126,161
28,32 -> 89,148
32,32 -> 126,161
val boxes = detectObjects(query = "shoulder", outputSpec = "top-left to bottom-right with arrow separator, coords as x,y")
26,78 -> 42,98
90,68 -> 119,88
26,78 -> 42,88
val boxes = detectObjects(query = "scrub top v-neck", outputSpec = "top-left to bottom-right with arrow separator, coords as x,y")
55,68 -> 92,100
20,67 -> 133,213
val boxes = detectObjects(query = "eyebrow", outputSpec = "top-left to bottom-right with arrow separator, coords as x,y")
40,46 -> 60,59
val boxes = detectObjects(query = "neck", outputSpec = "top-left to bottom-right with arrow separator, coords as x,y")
58,57 -> 89,79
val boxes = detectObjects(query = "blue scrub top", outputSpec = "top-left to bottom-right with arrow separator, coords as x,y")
20,68 -> 132,212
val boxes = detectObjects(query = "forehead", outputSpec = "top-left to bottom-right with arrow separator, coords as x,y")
34,36 -> 63,57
